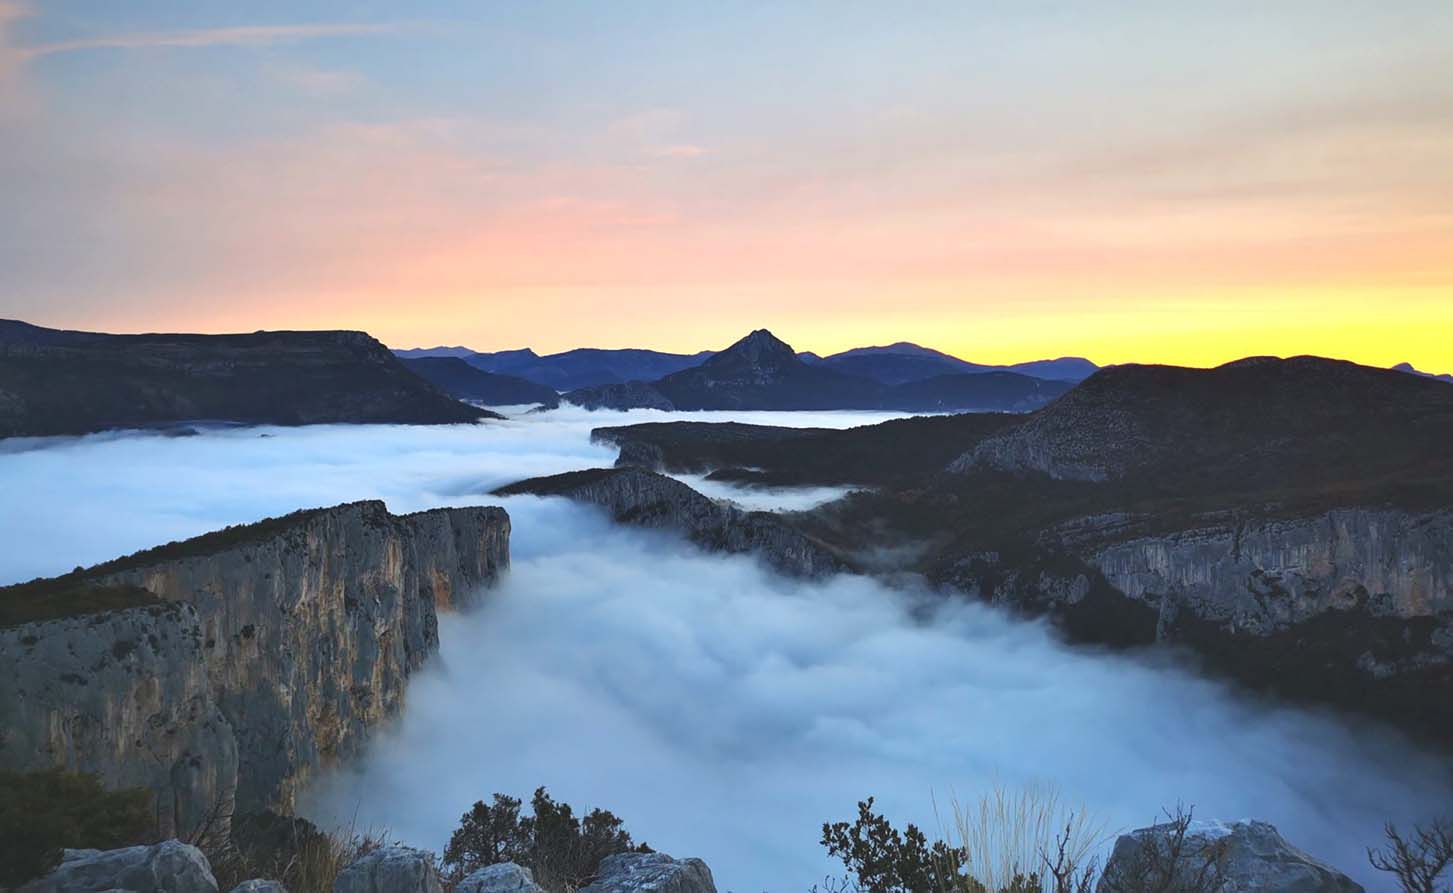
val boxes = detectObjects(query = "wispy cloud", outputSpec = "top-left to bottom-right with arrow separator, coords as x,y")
20,22 -> 394,60
651,144 -> 707,159
270,64 -> 364,98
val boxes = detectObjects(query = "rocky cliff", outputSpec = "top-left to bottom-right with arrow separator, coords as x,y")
936,505 -> 1453,740
0,501 -> 510,834
0,319 -> 494,438
495,468 -> 845,578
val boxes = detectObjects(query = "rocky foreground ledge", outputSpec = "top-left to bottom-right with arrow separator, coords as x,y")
16,818 -> 1366,893
0,501 -> 510,837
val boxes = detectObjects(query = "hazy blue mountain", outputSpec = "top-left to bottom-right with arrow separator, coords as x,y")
392,345 -> 487,360
393,338 -> 1097,390
564,329 -> 1073,413
1394,361 -> 1453,383
816,342 -> 1098,384
879,371 -> 1074,411
399,357 -> 561,408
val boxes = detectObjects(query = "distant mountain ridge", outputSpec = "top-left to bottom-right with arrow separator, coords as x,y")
0,319 -> 493,438
391,337 -> 1099,391
1394,361 -> 1453,383
399,357 -> 561,408
562,329 -> 1072,412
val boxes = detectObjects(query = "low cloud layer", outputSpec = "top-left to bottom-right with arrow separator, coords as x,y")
1,409 -> 1447,892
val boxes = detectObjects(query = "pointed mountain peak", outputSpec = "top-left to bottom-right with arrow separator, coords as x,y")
707,329 -> 798,367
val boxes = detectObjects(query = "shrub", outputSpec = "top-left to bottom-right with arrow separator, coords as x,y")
443,787 -> 648,893
822,788 -> 1108,893
207,809 -> 388,893
820,797 -> 968,893
1369,818 -> 1453,893
0,769 -> 156,888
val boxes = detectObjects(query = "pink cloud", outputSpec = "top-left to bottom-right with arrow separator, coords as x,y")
20,22 -> 395,60
651,144 -> 707,159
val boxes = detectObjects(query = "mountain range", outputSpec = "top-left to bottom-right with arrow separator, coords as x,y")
562,329 -> 1074,412
394,338 -> 1100,392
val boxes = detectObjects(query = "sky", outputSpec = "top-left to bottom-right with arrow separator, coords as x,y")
1,1 -> 1450,369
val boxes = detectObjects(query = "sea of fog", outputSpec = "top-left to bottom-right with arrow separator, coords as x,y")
0,406 -> 1446,892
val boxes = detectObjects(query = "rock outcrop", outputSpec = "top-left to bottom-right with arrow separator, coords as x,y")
495,467 -> 845,578
333,846 -> 443,893
0,501 -> 510,835
1099,820 -> 1362,893
937,505 -> 1453,740
0,319 -> 494,439
457,863 -> 542,893
578,853 -> 716,893
229,881 -> 287,893
1086,508 -> 1453,637
18,840 -> 218,893
565,381 -> 675,411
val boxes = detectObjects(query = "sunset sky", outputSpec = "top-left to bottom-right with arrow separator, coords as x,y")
1,2 -> 1450,369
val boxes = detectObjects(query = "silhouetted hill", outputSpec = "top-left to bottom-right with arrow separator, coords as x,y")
816,342 -> 1099,384
1394,361 -> 1453,383
0,320 -> 494,438
400,357 -> 560,408
394,337 -> 1096,390
563,330 -> 1075,412
880,371 -> 1073,412
656,329 -> 874,410
953,355 -> 1453,490
425,346 -> 712,390
593,413 -> 1019,486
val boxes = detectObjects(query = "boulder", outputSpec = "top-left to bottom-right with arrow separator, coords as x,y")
457,863 -> 542,893
332,846 -> 442,893
229,882 -> 286,893
579,853 -> 716,893
1098,819 -> 1362,893
19,840 -> 218,893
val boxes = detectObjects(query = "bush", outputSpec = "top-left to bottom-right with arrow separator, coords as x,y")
0,769 -> 156,888
1369,818 -> 1453,893
821,788 -> 1109,893
207,810 -> 388,893
443,787 -> 648,892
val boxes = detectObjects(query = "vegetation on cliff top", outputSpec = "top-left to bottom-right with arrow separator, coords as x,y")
0,769 -> 155,888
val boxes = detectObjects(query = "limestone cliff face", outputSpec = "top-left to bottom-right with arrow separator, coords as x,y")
0,501 -> 510,832
1087,508 -> 1453,636
939,506 -> 1453,740
496,467 -> 845,579
0,602 -> 237,838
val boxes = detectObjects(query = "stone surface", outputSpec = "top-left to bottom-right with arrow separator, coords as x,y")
1098,820 -> 1362,893
19,840 -> 218,893
1088,508 -> 1453,635
0,603 -> 238,838
229,881 -> 287,893
456,863 -> 542,893
496,467 -> 844,578
333,846 -> 442,893
579,853 -> 716,893
0,501 -> 510,833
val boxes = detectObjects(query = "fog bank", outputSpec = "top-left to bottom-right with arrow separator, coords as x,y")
0,408 -> 1445,893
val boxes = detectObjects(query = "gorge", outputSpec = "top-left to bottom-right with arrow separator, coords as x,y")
0,409 -> 1447,892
